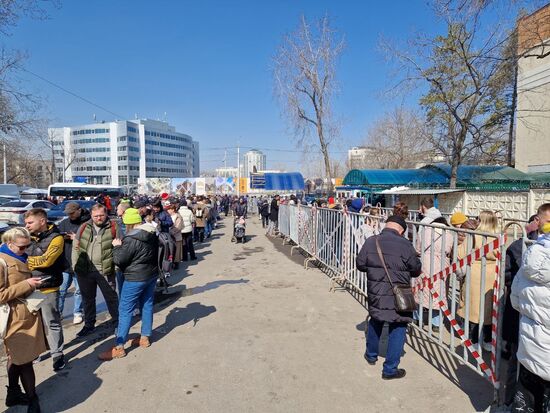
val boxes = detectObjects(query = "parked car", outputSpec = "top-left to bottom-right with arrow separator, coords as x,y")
0,196 -> 20,205
47,200 -> 96,224
0,200 -> 56,225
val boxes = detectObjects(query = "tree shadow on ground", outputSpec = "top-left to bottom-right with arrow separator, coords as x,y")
152,301 -> 217,340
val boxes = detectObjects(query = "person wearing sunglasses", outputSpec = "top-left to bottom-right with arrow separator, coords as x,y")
0,227 -> 45,412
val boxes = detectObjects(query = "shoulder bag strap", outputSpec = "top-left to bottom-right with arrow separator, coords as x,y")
374,236 -> 394,289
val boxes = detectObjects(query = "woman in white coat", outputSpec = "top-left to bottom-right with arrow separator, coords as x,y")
510,223 -> 550,411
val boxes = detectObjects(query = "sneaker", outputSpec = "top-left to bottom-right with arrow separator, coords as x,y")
76,325 -> 95,337
482,341 -> 493,352
98,346 -> 126,361
52,355 -> 66,372
73,315 -> 83,325
5,384 -> 29,407
382,369 -> 407,380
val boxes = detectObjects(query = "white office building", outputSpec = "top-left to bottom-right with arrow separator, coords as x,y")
49,119 -> 199,186
243,149 -> 266,178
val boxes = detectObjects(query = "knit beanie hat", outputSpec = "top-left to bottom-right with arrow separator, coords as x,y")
450,212 -> 468,226
123,208 -> 142,225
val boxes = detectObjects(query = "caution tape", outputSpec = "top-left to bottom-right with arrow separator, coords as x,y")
412,237 -> 501,294
424,234 -> 505,385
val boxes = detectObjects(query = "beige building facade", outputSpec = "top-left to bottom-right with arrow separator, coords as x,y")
515,4 -> 550,173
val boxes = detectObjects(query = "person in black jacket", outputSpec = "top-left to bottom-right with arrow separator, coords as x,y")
259,199 -> 270,228
99,221 -> 159,361
356,215 -> 422,380
503,215 -> 538,406
151,199 -> 173,233
266,195 -> 280,236
57,202 -> 91,325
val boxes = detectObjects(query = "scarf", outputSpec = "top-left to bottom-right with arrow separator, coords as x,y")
0,242 -> 28,263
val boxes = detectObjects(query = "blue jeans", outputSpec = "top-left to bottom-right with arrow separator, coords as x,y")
365,318 -> 408,376
116,276 -> 157,346
58,272 -> 83,316
413,309 -> 440,327
116,271 -> 124,296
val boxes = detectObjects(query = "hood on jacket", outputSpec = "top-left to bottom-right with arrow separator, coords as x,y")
423,207 -> 442,223
35,223 -> 61,241
71,209 -> 91,225
126,224 -> 158,243
349,198 -> 364,212
522,243 -> 550,285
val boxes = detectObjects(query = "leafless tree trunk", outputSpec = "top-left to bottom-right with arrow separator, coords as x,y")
273,15 -> 344,194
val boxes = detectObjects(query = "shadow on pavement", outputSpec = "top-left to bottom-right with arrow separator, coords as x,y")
406,326 -> 493,411
152,301 -> 217,340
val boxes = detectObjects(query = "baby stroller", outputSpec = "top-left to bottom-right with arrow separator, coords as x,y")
232,217 -> 246,243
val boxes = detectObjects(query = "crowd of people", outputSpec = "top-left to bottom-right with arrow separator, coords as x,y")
351,197 -> 550,411
1,189 -> 549,411
0,192 -> 238,412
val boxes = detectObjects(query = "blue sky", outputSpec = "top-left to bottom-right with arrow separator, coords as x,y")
9,1 -> 454,172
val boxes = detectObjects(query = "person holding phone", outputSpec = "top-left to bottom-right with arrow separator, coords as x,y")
0,227 -> 46,412
24,208 -> 68,373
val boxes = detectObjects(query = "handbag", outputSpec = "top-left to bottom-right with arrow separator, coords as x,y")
0,258 -> 10,340
375,236 -> 417,312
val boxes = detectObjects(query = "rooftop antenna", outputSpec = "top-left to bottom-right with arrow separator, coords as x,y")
163,112 -> 167,122
135,113 -> 138,120
93,113 -> 97,121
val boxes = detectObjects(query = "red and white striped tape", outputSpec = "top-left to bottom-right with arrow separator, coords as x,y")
424,234 -> 505,385
412,237 -> 501,294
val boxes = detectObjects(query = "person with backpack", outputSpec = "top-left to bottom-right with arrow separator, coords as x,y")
259,198 -> 270,228
99,219 -> 159,361
72,204 -> 123,338
193,197 -> 209,243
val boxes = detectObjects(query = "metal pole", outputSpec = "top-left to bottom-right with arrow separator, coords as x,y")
3,143 -> 6,184
237,145 -> 240,197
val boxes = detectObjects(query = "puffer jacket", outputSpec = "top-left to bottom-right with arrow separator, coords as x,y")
58,208 -> 91,271
113,223 -> 159,282
356,228 -> 422,323
178,206 -> 195,234
511,237 -> 550,381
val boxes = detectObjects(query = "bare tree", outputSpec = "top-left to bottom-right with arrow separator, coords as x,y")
364,107 -> 435,169
382,1 -> 528,187
273,15 -> 344,194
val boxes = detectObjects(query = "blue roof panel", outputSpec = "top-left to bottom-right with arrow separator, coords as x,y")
343,168 -> 448,186
264,172 -> 304,191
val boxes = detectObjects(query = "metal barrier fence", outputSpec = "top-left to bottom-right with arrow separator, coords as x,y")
277,204 -> 529,406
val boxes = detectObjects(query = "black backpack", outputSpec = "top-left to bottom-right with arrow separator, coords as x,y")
157,232 -> 176,273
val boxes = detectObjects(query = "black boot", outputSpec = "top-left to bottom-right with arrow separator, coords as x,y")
27,395 -> 41,413
5,385 -> 29,406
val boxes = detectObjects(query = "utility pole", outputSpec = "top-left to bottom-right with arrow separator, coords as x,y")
3,143 -> 6,184
237,144 -> 240,197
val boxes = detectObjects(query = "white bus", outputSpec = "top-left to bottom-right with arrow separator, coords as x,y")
48,183 -> 125,198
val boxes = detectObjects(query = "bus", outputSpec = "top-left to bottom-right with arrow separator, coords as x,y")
48,183 -> 125,199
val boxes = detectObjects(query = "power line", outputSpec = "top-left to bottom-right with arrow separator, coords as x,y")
20,68 -> 126,120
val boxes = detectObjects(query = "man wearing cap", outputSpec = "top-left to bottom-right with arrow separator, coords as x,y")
58,202 -> 91,325
356,215 -> 422,380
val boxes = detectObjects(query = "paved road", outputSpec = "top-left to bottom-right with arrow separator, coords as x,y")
2,216 -> 493,412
